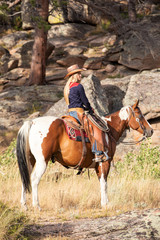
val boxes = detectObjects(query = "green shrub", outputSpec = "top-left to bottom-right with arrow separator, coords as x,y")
116,140 -> 160,179
0,139 -> 16,165
0,201 -> 29,240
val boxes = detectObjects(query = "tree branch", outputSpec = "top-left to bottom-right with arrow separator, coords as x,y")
8,0 -> 21,8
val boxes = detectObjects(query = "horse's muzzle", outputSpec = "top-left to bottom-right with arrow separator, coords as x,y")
144,128 -> 154,138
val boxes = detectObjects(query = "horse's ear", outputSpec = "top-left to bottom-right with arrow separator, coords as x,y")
132,99 -> 139,109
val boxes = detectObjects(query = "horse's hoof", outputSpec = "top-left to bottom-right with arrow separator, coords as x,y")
33,205 -> 41,211
21,204 -> 28,211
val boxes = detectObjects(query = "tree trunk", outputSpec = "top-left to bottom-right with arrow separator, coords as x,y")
128,0 -> 136,22
27,0 -> 49,85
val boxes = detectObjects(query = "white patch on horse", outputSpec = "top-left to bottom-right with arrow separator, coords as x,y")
28,116 -> 58,209
100,172 -> 108,207
119,106 -> 130,120
29,116 -> 58,161
30,116 -> 58,142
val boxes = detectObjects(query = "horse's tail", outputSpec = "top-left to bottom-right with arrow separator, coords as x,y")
16,120 -> 32,193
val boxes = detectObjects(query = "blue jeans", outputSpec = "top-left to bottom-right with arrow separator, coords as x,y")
69,111 -> 80,124
92,140 -> 103,156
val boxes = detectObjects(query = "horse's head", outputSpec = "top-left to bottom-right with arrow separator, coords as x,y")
128,100 -> 153,137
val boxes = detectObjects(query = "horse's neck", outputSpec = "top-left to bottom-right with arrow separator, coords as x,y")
107,113 -> 128,142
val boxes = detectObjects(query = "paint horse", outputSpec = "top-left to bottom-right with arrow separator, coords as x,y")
16,100 -> 153,210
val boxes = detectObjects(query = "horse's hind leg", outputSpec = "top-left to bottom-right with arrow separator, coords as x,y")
31,158 -> 47,210
21,183 -> 27,210
21,155 -> 35,210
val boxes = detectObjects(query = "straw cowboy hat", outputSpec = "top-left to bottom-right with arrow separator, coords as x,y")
64,64 -> 86,79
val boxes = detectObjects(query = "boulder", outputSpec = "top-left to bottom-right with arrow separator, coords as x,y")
123,69 -> 160,120
21,0 -> 35,30
0,85 -> 64,131
65,1 -> 102,25
16,41 -> 55,68
0,46 -> 10,58
0,31 -> 31,48
105,16 -> 160,71
101,75 -> 131,113
105,64 -> 116,73
83,57 -> 103,70
48,23 -> 95,39
57,55 -> 87,68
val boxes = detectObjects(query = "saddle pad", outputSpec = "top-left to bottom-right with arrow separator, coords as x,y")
63,121 -> 90,143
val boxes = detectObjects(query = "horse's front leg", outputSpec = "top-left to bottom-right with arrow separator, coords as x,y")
95,161 -> 111,208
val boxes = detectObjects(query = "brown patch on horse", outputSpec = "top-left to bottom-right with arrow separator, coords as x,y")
95,161 -> 111,179
130,100 -> 150,135
41,119 -> 63,161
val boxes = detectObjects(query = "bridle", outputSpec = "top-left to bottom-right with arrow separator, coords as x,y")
128,106 -> 145,132
121,106 -> 146,145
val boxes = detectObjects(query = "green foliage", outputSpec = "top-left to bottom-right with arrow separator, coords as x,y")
0,3 -> 10,25
0,2 -> 8,11
0,201 -> 29,240
50,0 -> 67,8
32,16 -> 51,31
116,140 -> 160,179
13,16 -> 22,31
29,0 -> 36,7
108,74 -> 122,79
121,12 -> 128,19
27,101 -> 42,114
137,13 -> 144,19
101,20 -> 111,31
51,0 -> 60,8
0,139 -> 16,165
56,91 -> 64,98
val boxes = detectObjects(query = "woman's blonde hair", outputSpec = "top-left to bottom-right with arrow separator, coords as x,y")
64,73 -> 79,105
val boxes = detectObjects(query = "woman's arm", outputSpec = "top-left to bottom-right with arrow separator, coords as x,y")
79,84 -> 92,111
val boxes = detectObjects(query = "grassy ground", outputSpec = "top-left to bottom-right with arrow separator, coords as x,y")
0,139 -> 160,239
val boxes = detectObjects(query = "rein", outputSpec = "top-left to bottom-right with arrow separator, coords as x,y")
120,136 -> 146,145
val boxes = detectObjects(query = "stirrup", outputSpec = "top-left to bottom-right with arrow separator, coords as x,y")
93,154 -> 110,163
92,154 -> 105,163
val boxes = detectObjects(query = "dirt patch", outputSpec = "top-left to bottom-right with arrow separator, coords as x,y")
24,208 -> 160,239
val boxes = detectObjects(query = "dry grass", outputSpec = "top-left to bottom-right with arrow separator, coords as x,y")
0,159 -> 160,223
0,139 -> 160,225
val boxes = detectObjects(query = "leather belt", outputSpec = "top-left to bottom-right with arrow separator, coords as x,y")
68,108 -> 84,113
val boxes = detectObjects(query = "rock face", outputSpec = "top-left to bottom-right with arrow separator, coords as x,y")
101,69 -> 160,119
105,16 -> 160,71
21,0 -> 36,30
123,69 -> 160,120
0,85 -> 63,131
0,22 -> 160,154
48,23 -> 95,39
